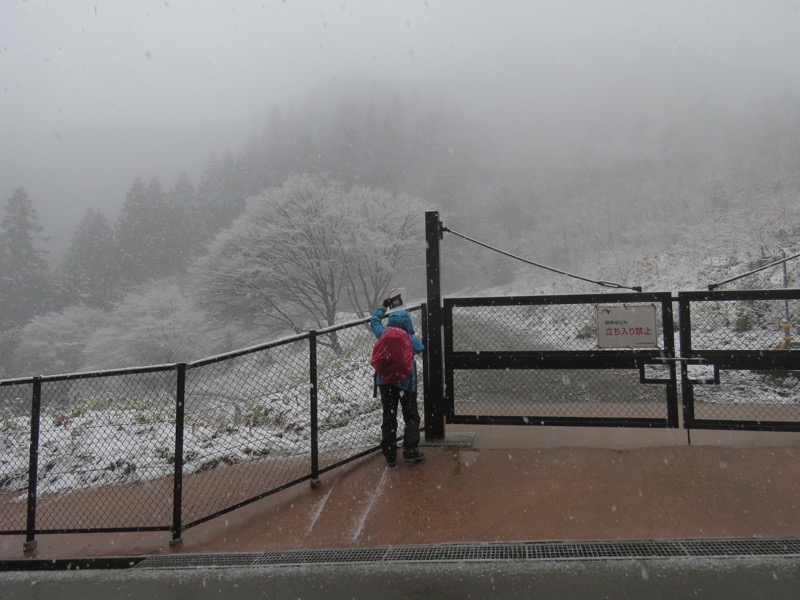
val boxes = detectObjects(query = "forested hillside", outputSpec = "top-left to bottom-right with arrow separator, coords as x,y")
2,85 -> 800,378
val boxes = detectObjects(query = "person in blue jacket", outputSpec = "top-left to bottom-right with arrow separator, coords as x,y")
371,302 -> 425,467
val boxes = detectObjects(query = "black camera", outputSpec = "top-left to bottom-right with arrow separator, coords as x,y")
386,293 -> 403,309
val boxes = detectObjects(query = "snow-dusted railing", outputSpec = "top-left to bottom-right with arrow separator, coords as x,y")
0,305 -> 426,552
0,363 -> 181,551
442,292 -> 680,428
438,288 -> 800,433
8,287 -> 798,552
678,289 -> 800,432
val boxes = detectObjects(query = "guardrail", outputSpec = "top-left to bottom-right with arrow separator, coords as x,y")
4,288 -> 800,553
0,306 -> 425,551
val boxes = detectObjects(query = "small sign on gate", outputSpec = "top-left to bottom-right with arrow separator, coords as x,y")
596,304 -> 659,348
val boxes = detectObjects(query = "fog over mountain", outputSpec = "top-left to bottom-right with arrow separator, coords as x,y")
3,0 -> 799,252
2,1 -> 800,378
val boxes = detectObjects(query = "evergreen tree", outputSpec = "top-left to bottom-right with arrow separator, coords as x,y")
326,99 -> 363,186
0,188 -> 51,331
287,119 -> 322,182
115,176 -> 151,286
61,208 -> 118,309
115,176 -> 176,286
372,99 -> 407,194
197,150 -> 247,235
261,106 -> 294,186
237,132 -> 269,199
169,172 -> 206,263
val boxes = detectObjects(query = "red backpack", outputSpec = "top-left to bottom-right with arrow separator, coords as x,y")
371,326 -> 414,384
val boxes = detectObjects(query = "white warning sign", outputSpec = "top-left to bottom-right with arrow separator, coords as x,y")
596,304 -> 659,348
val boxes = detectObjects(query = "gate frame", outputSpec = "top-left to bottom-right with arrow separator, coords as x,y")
441,292 -> 680,429
678,288 -> 800,432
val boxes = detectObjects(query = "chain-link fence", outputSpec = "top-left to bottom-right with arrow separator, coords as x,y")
0,306 -> 423,547
1,367 -> 178,538
5,288 -> 800,548
452,369 -> 670,422
449,299 -> 671,352
36,368 -> 177,532
450,301 -> 665,352
182,334 -> 313,528
0,379 -> 31,534
444,293 -> 678,427
679,290 -> 800,429
315,322 -> 383,469
314,309 -> 425,473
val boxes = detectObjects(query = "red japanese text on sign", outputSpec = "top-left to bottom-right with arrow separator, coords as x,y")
596,305 -> 659,348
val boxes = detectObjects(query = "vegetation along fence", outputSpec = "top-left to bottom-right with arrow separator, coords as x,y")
3,286 -> 800,551
0,306 -> 425,550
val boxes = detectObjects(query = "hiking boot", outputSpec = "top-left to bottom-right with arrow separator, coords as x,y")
386,459 -> 397,468
403,450 -> 425,465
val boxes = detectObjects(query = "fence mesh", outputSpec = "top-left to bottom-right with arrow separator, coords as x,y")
685,296 -> 800,424
453,369 -> 669,420
315,308 -> 424,470
316,324 -> 382,469
689,368 -> 800,422
6,291 -> 800,542
34,369 -> 177,531
0,308 -> 424,539
0,381 -> 32,533
182,338 -> 312,526
450,302 -> 666,352
687,298 -> 800,351
448,299 -> 671,422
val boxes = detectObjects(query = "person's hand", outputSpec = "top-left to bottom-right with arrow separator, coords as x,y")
382,298 -> 391,309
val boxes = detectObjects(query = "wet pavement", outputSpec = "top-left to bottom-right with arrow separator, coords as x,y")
3,425 -> 800,598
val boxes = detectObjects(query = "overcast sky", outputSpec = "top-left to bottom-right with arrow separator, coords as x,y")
2,0 -> 799,252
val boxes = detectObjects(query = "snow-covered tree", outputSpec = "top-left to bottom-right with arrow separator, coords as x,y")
82,280 -> 213,370
343,185 -> 422,316
13,305 -> 109,376
0,188 -> 51,331
193,174 -> 424,338
0,328 -> 20,378
116,175 -> 193,287
61,208 -> 118,309
116,176 -> 161,285
168,172 -> 206,264
197,150 -> 247,235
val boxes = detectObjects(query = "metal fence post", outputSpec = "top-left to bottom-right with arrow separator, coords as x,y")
309,331 -> 321,488
677,295 -> 694,439
424,210 -> 446,440
421,303 -> 430,419
23,377 -> 42,553
661,298 -> 679,428
171,363 -> 186,546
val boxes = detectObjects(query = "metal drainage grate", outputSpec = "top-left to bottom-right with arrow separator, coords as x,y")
135,538 -> 800,570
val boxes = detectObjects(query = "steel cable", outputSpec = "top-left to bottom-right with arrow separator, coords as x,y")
442,226 -> 642,292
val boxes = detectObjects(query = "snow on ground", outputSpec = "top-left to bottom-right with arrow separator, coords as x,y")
3,220 -> 800,499
0,360 -> 386,498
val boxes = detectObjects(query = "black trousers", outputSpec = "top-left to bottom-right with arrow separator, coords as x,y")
378,384 -> 421,461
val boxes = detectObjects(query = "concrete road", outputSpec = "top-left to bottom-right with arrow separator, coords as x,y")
3,557 -> 800,600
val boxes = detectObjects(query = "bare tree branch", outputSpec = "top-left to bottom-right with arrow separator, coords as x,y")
193,174 -> 424,338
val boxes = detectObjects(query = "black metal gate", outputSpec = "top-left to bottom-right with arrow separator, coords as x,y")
442,292 -> 679,428
678,289 -> 800,432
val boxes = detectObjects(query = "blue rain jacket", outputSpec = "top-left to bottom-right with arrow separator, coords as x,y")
371,307 -> 425,392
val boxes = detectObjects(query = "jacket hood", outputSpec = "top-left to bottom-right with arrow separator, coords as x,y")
386,309 -> 414,335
